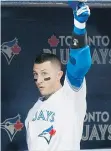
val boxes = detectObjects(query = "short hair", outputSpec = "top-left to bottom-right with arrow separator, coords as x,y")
34,53 -> 62,70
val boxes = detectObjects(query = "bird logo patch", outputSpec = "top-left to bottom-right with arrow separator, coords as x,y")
38,125 -> 56,144
1,114 -> 24,142
1,38 -> 21,65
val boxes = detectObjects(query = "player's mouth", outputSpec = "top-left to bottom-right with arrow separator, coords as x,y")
39,86 -> 44,90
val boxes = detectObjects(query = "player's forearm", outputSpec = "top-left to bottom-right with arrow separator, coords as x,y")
66,3 -> 92,88
66,28 -> 91,87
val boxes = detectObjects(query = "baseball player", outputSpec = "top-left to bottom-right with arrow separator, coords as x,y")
25,1 -> 91,151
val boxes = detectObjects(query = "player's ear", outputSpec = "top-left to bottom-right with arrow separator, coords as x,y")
57,70 -> 63,81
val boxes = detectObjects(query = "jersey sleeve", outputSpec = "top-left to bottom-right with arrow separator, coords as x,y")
63,53 -> 88,129
63,75 -> 87,118
63,43 -> 91,115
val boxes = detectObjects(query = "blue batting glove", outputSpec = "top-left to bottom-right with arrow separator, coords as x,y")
74,2 -> 90,23
73,2 -> 90,34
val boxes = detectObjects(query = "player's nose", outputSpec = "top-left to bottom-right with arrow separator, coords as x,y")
37,76 -> 44,85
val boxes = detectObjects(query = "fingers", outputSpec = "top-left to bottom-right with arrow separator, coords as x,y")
76,5 -> 90,16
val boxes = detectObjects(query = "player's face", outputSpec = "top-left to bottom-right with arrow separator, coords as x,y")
33,61 -> 63,96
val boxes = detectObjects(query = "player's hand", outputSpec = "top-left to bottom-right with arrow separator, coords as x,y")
74,2 -> 90,24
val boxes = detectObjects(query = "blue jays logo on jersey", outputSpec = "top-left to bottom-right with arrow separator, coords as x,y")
1,38 -> 21,65
1,114 -> 24,142
38,125 -> 56,144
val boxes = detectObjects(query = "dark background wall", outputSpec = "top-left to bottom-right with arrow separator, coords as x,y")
1,6 -> 111,151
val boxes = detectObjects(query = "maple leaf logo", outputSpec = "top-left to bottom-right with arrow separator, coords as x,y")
14,120 -> 24,131
48,35 -> 59,47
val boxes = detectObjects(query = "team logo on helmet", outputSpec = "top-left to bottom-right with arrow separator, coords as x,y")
1,38 -> 21,65
1,114 -> 24,142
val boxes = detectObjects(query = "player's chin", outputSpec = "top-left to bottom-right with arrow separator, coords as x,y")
39,89 -> 47,96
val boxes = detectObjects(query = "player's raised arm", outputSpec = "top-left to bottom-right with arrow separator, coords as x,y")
66,2 -> 92,91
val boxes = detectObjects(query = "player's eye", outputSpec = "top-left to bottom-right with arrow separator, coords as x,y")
41,72 -> 48,76
33,72 -> 38,78
33,72 -> 37,76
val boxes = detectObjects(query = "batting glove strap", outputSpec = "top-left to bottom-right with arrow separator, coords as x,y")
70,32 -> 87,49
74,18 -> 86,29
